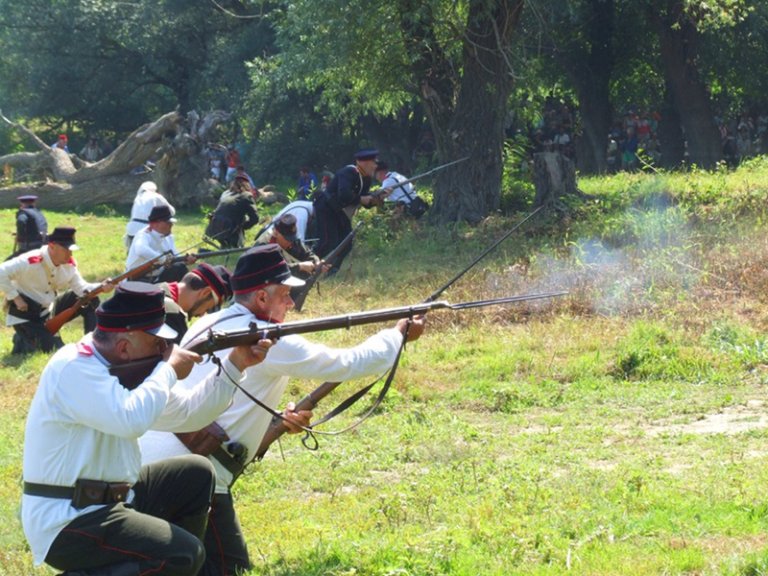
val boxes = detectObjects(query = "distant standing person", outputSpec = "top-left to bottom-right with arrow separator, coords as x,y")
224,145 -> 241,182
50,134 -> 69,153
11,194 -> 48,258
79,136 -> 103,162
124,181 -> 176,250
205,175 -> 260,248
313,149 -> 388,273
297,166 -> 319,201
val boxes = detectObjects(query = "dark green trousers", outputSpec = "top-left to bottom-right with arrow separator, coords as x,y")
199,492 -> 250,576
45,455 -> 215,576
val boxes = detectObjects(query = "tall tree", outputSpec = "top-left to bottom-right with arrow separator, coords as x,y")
537,0 -> 617,174
647,0 -> 723,168
259,0 -> 524,224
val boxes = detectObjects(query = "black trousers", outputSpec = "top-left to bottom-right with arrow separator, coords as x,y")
198,492 -> 250,576
45,455 -> 216,576
11,291 -> 98,354
313,198 -> 353,272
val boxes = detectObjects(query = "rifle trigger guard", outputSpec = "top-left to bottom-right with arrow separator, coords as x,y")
301,429 -> 319,451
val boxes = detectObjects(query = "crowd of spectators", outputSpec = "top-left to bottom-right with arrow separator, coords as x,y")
718,111 -> 768,167
526,97 -> 768,172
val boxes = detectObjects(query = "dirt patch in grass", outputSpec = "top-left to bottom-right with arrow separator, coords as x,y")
647,400 -> 768,436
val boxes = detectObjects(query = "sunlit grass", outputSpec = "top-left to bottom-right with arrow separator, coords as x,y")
4,161 -> 768,574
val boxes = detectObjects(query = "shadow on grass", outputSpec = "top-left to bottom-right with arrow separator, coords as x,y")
0,353 -> 29,369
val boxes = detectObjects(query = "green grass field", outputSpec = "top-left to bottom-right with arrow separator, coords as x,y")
4,161 -> 768,575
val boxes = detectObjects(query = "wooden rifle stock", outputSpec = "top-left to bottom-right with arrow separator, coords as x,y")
293,223 -> 362,312
44,251 -> 172,334
255,381 -> 341,460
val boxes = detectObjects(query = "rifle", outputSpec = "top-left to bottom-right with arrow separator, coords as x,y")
44,250 -> 173,335
171,246 -> 248,263
373,156 -> 469,197
109,291 -> 566,392
292,222 -> 363,312
255,204 -> 547,458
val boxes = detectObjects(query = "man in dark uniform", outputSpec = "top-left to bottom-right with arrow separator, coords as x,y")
205,175 -> 260,248
312,148 -> 389,273
11,194 -> 48,258
160,263 -> 233,343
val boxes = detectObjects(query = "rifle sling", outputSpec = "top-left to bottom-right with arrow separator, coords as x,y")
307,322 -> 409,432
211,445 -> 243,477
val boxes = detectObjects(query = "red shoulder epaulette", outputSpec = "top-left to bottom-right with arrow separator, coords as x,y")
76,342 -> 94,356
27,255 -> 43,264
68,257 -> 77,266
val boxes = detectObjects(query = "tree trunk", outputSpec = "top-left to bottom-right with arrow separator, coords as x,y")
651,0 -> 722,168
533,151 -> 579,208
427,0 -> 525,224
570,0 -> 615,174
657,82 -> 686,168
0,110 -> 230,209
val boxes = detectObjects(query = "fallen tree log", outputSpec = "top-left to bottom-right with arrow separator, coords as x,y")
0,109 -> 231,210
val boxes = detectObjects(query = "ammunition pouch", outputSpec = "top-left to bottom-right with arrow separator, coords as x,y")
406,196 -> 429,219
175,422 -> 230,457
72,479 -> 131,509
7,293 -> 47,322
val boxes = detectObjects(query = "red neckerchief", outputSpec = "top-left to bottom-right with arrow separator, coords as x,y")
167,282 -> 180,303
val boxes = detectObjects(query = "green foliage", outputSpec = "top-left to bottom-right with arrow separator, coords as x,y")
0,0 -> 271,139
706,322 -> 768,369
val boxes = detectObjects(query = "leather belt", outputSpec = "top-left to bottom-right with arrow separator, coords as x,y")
23,480 -> 132,508
23,482 -> 75,499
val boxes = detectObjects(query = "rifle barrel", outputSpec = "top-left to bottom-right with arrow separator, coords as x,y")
187,292 -> 566,356
425,205 -> 545,302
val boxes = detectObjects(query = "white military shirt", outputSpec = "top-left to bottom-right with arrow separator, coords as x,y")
125,227 -> 178,277
380,171 -> 415,204
21,334 -> 244,565
140,302 -> 404,493
255,200 -> 314,243
125,184 -> 175,238
0,246 -> 98,326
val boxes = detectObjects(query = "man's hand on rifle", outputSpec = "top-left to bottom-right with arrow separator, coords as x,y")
162,343 -> 203,380
99,279 -> 116,294
281,401 -> 313,434
12,295 -> 27,312
397,314 -> 426,342
297,261 -> 317,275
228,338 -> 274,372
361,190 -> 388,208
